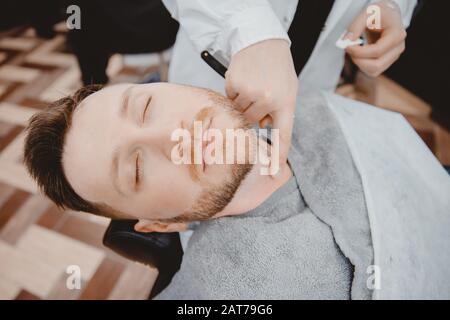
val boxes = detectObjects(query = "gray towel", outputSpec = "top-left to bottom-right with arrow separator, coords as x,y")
291,92 -> 374,299
156,177 -> 354,299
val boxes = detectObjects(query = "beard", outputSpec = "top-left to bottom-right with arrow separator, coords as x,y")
182,161 -> 253,222
160,162 -> 253,224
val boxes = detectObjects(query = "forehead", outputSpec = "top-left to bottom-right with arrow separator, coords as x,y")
62,85 -> 130,203
77,83 -> 130,114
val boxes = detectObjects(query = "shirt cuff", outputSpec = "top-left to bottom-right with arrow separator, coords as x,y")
214,5 -> 290,61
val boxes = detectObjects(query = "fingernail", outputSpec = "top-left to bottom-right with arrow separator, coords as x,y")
344,32 -> 354,40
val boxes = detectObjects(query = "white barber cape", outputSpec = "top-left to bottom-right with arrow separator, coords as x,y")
162,0 -> 417,92
322,92 -> 450,299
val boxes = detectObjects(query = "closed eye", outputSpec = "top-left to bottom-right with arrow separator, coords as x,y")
135,152 -> 141,187
142,96 -> 152,123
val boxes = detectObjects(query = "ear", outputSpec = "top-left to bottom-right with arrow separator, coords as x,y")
134,219 -> 188,233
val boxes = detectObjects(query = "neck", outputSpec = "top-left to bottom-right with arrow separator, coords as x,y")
214,139 -> 293,218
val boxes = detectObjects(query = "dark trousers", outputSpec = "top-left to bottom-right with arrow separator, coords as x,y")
67,0 -> 178,85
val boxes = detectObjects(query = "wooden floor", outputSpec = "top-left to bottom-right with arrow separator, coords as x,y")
0,26 -> 161,300
0,25 -> 448,300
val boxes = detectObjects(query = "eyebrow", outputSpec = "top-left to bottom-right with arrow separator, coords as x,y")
111,148 -> 126,196
119,87 -> 133,118
112,86 -> 137,196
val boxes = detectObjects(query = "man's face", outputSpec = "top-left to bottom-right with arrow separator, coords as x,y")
63,83 -> 254,224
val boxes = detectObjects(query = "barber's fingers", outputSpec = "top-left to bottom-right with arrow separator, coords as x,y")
271,108 -> 294,167
225,71 -> 238,100
352,42 -> 405,77
226,72 -> 256,113
347,28 -> 406,59
243,99 -> 270,124
346,9 -> 368,41
234,93 -> 254,113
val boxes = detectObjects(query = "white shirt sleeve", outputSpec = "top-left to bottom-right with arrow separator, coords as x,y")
396,0 -> 418,28
162,0 -> 290,63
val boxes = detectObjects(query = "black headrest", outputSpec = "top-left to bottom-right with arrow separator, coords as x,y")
103,219 -> 183,298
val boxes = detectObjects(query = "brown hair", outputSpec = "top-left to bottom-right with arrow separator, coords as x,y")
23,84 -> 121,219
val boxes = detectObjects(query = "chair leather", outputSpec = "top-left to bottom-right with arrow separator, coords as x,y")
103,219 -> 183,298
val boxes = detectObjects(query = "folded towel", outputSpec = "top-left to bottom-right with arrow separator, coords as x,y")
291,92 -> 375,299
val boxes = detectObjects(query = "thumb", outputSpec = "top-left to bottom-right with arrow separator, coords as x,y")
259,114 -> 272,128
225,71 -> 238,100
270,109 -> 294,174
346,9 -> 368,41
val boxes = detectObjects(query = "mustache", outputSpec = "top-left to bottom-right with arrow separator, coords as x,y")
187,106 -> 214,182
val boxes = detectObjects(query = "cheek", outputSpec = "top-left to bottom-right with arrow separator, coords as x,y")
204,164 -> 231,185
146,165 -> 203,218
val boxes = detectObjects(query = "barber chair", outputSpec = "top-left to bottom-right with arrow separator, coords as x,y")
103,220 -> 183,299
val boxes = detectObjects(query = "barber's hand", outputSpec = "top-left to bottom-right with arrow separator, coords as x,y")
225,39 -> 298,169
345,0 -> 407,77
